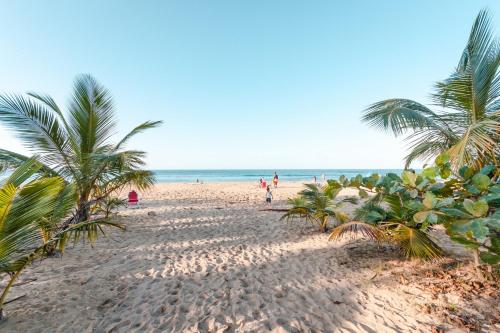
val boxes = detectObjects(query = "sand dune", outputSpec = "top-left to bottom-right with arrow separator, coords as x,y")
0,182 -> 495,332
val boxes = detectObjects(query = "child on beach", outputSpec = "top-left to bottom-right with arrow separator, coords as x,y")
265,185 -> 273,206
273,172 -> 279,188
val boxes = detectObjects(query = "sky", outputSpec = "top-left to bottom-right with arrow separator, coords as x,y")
1,0 -> 499,169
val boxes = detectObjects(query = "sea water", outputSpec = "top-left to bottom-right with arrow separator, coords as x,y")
151,169 -> 404,183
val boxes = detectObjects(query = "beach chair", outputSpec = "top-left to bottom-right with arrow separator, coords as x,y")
128,190 -> 139,207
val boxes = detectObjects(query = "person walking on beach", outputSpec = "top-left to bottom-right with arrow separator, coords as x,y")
273,172 -> 279,188
265,185 -> 273,206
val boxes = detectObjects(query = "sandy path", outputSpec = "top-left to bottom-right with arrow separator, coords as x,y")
0,182 -> 469,332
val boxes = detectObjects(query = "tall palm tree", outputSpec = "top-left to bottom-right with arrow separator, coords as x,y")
362,9 -> 499,170
0,160 -> 124,319
0,74 -> 162,223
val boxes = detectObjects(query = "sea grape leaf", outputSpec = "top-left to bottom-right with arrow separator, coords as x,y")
435,153 -> 450,166
416,178 -> 429,191
464,184 -> 481,195
469,219 -> 489,240
414,211 -> 430,224
459,166 -> 475,179
436,197 -> 454,208
440,167 -> 451,179
489,184 -> 500,194
480,165 -> 496,175
479,252 -> 500,264
483,215 -> 499,230
428,212 -> 438,224
439,208 -> 473,218
423,192 -> 437,209
484,193 -> 500,207
463,199 -> 489,217
402,171 -> 417,187
471,174 -> 490,191
422,167 -> 437,180
428,182 -> 445,193
408,189 -> 418,198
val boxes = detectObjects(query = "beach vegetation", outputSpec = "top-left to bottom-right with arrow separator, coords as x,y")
328,153 -> 499,264
0,159 -> 124,319
362,9 -> 499,171
281,181 -> 349,232
0,74 -> 162,225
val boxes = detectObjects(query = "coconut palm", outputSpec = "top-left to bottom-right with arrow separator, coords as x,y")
282,182 -> 349,232
0,160 -> 124,319
0,74 -> 162,223
362,9 -> 500,170
329,192 -> 443,260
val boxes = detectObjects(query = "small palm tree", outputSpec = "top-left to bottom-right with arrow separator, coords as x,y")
0,74 -> 162,224
362,9 -> 499,170
329,193 -> 443,260
0,160 -> 124,319
282,182 -> 349,232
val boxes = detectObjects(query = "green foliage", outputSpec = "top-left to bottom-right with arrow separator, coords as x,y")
0,74 -> 162,223
0,161 -> 124,317
326,152 -> 499,264
93,196 -> 127,218
281,183 -> 347,232
361,9 -> 500,171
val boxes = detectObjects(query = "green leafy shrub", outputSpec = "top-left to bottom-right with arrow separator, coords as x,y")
327,153 -> 498,264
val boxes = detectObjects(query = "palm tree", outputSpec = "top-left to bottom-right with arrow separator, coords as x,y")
329,193 -> 443,260
282,182 -> 349,232
362,9 -> 499,170
0,74 -> 162,223
0,160 -> 124,319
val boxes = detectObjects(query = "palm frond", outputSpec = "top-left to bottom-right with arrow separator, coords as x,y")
362,9 -> 499,170
328,221 -> 385,242
68,74 -> 116,156
115,120 -> 163,149
0,94 -> 71,170
387,223 -> 443,260
362,99 -> 438,136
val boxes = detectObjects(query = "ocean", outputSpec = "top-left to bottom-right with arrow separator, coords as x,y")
151,169 -> 404,183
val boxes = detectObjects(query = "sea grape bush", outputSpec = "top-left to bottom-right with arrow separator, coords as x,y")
328,153 -> 499,264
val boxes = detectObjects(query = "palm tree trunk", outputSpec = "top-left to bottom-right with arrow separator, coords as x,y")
76,193 -> 92,223
320,217 -> 328,233
0,265 -> 27,320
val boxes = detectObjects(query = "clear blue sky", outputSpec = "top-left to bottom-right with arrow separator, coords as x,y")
1,1 -> 499,169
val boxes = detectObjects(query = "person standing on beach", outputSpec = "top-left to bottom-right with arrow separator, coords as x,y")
273,172 -> 279,188
266,185 -> 273,206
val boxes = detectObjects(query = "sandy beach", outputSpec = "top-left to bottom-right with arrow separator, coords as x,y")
0,182 -> 497,333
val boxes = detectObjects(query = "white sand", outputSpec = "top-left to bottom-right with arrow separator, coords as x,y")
0,182 -> 485,332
